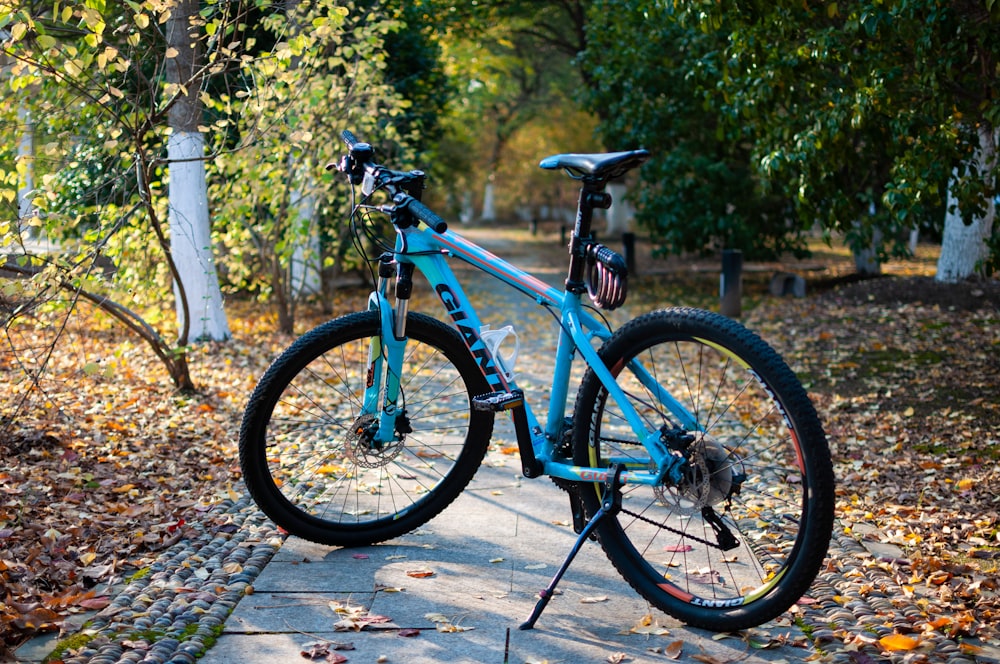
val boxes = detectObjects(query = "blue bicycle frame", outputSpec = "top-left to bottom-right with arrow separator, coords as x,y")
362,223 -> 702,488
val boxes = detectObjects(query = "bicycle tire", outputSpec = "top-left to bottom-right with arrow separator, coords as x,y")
572,307 -> 834,631
240,311 -> 494,546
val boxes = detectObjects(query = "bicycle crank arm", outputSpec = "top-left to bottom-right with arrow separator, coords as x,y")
473,390 -> 542,478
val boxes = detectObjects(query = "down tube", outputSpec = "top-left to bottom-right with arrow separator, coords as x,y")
406,252 -> 549,428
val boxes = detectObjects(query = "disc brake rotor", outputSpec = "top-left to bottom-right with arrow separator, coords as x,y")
654,435 -> 739,513
345,413 -> 404,468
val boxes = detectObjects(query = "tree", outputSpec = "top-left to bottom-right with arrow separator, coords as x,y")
165,0 -> 229,342
678,0 -> 1000,279
0,1 -> 261,391
577,0 -> 804,260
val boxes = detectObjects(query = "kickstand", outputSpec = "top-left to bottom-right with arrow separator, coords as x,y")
519,463 -> 626,630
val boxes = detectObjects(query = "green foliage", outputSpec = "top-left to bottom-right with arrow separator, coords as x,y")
676,0 -> 1000,267
581,0 -> 806,260
208,0 -> 417,332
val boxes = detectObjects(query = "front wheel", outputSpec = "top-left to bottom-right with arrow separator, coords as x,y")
239,311 -> 494,546
572,307 -> 834,631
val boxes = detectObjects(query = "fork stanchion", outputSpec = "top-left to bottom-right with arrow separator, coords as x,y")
519,464 -> 626,630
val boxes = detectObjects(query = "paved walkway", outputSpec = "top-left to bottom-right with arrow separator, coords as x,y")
197,461 -> 812,664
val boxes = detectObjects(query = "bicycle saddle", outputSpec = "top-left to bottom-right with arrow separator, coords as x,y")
539,149 -> 650,180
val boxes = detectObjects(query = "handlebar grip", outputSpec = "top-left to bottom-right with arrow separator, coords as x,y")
342,129 -> 360,148
408,198 -> 448,233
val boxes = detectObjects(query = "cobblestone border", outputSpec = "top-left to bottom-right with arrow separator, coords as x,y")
796,531 -> 981,664
57,494 -> 284,664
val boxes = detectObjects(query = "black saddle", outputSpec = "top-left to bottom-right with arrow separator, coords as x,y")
539,149 -> 650,181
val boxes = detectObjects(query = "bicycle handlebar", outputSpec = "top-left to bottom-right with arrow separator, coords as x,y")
393,193 -> 448,234
336,130 -> 448,234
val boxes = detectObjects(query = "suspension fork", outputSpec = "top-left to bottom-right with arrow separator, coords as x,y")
363,255 -> 414,445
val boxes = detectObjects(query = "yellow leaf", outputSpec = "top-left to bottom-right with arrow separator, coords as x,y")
879,634 -> 919,651
10,22 -> 27,42
165,47 -> 179,59
424,613 -> 450,623
903,406 -> 914,417
957,478 -> 974,491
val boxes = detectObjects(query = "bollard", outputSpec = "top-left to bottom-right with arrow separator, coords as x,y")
720,249 -> 743,318
622,232 -> 636,275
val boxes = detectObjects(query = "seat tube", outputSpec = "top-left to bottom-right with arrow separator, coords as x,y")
565,179 -> 610,292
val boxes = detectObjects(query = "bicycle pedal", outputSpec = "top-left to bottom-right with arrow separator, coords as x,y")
472,389 -> 524,412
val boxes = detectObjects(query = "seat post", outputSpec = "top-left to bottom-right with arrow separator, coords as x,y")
566,178 -> 612,292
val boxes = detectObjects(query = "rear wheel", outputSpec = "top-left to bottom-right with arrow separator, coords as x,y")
572,308 -> 834,631
240,311 -> 494,546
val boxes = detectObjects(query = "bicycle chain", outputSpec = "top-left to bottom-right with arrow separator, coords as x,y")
619,506 -> 726,550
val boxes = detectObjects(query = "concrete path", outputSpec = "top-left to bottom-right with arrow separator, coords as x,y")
200,459 -> 813,664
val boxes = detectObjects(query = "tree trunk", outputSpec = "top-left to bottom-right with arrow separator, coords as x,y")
289,179 -> 321,299
605,181 -> 631,235
17,102 -> 35,233
166,0 -> 230,342
936,124 -> 996,283
851,209 -> 882,276
481,176 -> 496,222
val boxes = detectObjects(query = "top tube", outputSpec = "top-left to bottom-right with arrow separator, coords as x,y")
433,231 -> 565,307
395,223 -> 565,306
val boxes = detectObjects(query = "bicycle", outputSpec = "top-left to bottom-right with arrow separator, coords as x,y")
239,130 -> 835,632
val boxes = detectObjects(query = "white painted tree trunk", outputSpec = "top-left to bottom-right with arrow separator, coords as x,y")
290,184 -> 321,297
481,178 -> 496,222
605,181 -> 632,235
459,190 -> 474,224
166,0 -> 229,342
936,124 -> 996,283
168,131 -> 230,341
852,224 -> 882,276
17,103 -> 36,234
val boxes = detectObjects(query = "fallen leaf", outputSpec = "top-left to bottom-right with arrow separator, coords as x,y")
662,544 -> 694,553
627,614 -> 671,636
691,655 -> 723,664
406,569 -> 435,578
879,634 -> 920,651
424,613 -> 450,623
398,628 -> 421,637
581,596 -> 609,603
77,596 -> 111,610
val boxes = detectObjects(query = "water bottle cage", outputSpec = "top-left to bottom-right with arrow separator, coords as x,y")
584,243 -> 628,310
